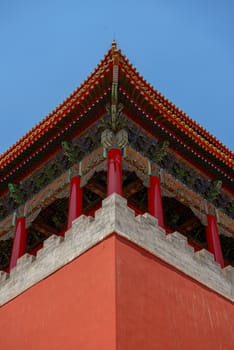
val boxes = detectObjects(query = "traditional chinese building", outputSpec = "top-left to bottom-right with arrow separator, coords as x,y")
0,42 -> 233,349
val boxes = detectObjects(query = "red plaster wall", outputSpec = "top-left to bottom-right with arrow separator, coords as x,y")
116,237 -> 234,350
0,236 -> 117,350
0,235 -> 233,350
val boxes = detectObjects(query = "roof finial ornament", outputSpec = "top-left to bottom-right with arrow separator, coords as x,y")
112,39 -> 117,49
111,39 -> 119,65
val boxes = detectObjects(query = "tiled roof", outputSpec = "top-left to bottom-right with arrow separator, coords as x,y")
0,41 -> 233,186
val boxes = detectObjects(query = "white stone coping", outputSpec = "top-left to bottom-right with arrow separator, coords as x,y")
0,194 -> 233,306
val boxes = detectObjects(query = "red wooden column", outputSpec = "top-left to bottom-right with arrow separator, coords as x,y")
67,176 -> 83,229
9,217 -> 27,270
148,176 -> 164,228
206,214 -> 224,268
107,148 -> 122,196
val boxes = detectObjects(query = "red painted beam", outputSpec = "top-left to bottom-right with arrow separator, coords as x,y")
107,148 -> 122,196
148,175 -> 164,228
9,217 -> 27,270
206,214 -> 224,268
67,176 -> 83,229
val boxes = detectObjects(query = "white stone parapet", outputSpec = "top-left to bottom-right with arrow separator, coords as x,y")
0,194 -> 233,305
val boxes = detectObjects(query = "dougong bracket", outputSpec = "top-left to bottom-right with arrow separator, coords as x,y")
8,183 -> 25,207
61,141 -> 77,165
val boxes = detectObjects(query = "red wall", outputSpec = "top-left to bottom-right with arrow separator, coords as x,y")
116,237 -> 234,349
0,236 -> 117,350
0,234 -> 233,349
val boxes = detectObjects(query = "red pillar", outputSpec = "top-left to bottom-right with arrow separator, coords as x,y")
148,176 -> 164,228
9,217 -> 27,270
107,148 -> 122,196
206,214 -> 224,268
67,176 -> 83,229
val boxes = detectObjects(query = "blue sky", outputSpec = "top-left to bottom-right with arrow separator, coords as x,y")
0,0 -> 233,154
